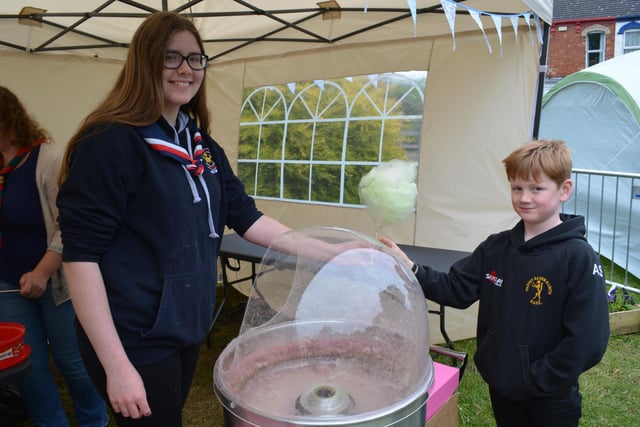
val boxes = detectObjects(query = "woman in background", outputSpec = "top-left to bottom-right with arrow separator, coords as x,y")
0,86 -> 108,427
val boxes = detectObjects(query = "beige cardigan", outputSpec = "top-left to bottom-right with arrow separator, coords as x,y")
35,142 -> 70,305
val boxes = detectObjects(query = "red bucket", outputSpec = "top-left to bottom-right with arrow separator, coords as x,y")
0,322 -> 31,370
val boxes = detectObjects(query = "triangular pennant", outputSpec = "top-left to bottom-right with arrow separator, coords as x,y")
469,10 -> 492,54
437,0 -> 542,55
522,12 -> 534,46
534,14 -> 543,45
440,0 -> 457,51
407,0 -> 417,36
491,15 -> 503,57
510,15 -> 520,43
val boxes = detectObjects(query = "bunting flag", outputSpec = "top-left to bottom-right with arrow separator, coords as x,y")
491,14 -> 503,57
438,0 -> 542,54
407,0 -> 417,36
524,12 -> 534,46
534,14 -> 543,45
510,15 -> 520,43
289,1 -> 543,88
469,9 -> 492,54
441,0 -> 458,50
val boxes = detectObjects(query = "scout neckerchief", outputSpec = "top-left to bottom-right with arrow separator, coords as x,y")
0,138 -> 45,247
141,124 -> 209,175
137,114 -> 219,238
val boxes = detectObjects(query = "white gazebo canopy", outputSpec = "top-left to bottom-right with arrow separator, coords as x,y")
0,0 -> 553,342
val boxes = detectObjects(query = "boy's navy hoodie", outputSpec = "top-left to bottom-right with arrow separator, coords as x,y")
415,214 -> 609,401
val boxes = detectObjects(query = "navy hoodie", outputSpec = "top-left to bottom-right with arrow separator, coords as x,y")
416,214 -> 609,400
57,117 -> 262,366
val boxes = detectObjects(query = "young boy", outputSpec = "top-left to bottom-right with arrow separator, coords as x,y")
380,139 -> 609,427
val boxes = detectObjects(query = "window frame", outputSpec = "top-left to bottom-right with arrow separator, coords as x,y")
623,28 -> 640,54
237,72 -> 426,207
585,30 -> 605,67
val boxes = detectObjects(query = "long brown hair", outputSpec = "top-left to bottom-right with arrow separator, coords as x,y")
0,86 -> 50,156
59,12 -> 210,182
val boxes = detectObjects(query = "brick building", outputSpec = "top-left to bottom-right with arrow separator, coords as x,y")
546,0 -> 640,79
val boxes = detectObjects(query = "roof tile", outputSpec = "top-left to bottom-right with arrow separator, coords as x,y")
553,0 -> 640,21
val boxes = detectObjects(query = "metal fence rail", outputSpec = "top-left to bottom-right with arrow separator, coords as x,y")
562,169 -> 640,295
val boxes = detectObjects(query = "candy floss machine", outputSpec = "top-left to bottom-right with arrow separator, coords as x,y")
214,227 -> 434,426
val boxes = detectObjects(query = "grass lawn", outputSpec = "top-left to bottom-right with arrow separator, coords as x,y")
19,284 -> 640,426
453,335 -> 640,426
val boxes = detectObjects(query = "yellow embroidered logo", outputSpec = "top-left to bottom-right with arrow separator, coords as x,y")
201,149 -> 218,173
202,151 -> 213,165
525,276 -> 553,306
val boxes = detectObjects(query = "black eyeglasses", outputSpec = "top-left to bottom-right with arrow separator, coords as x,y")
164,52 -> 209,70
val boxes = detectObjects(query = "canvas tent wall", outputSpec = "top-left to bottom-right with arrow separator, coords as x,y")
0,1 -> 552,342
539,50 -> 640,283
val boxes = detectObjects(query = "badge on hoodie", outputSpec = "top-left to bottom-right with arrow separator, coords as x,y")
525,276 -> 553,306
202,148 -> 218,174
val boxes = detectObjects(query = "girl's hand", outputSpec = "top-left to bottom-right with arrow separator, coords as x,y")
106,361 -> 152,419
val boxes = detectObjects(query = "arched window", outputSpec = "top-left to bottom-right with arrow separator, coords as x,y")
618,21 -> 640,54
238,72 -> 427,206
583,25 -> 610,67
284,81 -> 349,203
238,86 -> 287,197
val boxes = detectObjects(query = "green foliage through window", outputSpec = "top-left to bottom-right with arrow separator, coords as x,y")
238,72 -> 426,205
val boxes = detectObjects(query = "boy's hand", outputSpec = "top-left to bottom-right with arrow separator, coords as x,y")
379,236 -> 414,271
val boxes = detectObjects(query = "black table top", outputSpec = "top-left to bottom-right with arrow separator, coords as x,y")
397,244 -> 469,272
220,233 -> 470,272
220,233 -> 267,263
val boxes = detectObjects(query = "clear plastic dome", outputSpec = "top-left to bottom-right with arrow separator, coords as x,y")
214,226 -> 433,425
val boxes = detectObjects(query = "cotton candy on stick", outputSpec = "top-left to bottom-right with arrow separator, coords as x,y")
358,160 -> 418,232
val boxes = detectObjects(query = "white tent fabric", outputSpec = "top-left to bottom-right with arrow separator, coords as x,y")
539,50 -> 640,282
0,1 -> 551,62
0,0 -> 552,342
